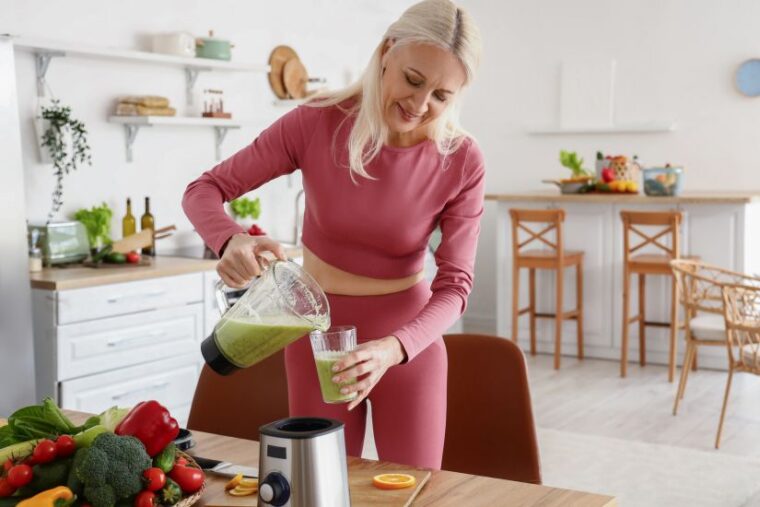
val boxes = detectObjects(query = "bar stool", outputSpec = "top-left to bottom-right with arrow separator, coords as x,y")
510,208 -> 584,370
620,210 -> 696,381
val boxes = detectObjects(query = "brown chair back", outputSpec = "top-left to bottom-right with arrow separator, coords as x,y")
620,210 -> 682,262
509,208 -> 565,259
442,334 -> 541,484
187,350 -> 289,440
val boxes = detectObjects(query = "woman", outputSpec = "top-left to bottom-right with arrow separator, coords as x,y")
183,0 -> 483,470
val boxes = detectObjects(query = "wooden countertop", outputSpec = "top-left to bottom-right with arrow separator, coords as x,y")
485,190 -> 760,204
30,244 -> 305,291
29,256 -> 219,291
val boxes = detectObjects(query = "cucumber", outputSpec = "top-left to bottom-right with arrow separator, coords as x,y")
104,252 -> 126,264
153,442 -> 176,473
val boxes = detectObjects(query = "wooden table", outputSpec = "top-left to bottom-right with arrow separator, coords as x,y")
190,429 -> 616,507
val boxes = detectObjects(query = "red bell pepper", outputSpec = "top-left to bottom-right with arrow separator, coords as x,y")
114,401 -> 179,457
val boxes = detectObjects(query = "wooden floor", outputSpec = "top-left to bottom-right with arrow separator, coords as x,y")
526,354 -> 760,457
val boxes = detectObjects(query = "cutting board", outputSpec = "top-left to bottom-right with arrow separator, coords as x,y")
203,468 -> 431,507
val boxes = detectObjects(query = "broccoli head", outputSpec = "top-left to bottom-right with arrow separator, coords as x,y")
74,432 -> 152,507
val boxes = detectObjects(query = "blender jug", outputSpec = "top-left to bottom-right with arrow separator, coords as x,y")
201,259 -> 330,375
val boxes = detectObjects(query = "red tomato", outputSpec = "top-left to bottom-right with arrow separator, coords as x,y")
2,459 -> 12,472
55,435 -> 76,457
134,490 -> 156,507
32,439 -> 57,464
7,464 -> 33,489
143,468 -> 166,492
126,251 -> 141,264
169,465 -> 204,493
175,457 -> 188,467
0,478 -> 16,498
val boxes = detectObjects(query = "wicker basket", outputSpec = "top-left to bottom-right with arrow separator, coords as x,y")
175,451 -> 206,507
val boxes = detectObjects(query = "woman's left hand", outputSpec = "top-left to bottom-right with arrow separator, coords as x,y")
332,336 -> 406,411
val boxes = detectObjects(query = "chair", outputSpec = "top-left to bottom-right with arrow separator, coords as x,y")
670,260 -> 760,416
620,210 -> 696,381
187,350 -> 289,440
442,334 -> 541,484
510,209 -> 584,370
716,282 -> 760,448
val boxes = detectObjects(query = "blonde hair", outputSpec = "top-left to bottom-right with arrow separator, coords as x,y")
308,0 -> 481,181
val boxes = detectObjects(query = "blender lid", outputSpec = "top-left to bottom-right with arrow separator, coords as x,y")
260,417 -> 344,440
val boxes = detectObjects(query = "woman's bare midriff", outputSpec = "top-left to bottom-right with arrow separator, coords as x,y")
301,245 -> 424,296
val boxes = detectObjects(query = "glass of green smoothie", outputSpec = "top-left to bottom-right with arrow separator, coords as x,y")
309,326 -> 358,404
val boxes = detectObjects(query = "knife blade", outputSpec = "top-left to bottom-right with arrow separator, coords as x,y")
192,456 -> 258,478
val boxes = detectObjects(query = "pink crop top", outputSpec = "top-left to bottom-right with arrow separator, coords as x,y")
182,101 -> 485,361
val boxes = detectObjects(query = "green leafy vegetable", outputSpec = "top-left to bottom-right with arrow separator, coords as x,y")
230,197 -> 261,220
8,398 -> 77,442
74,203 -> 113,248
559,150 -> 592,178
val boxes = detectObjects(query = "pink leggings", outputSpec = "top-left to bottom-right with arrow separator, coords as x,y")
284,281 -> 447,470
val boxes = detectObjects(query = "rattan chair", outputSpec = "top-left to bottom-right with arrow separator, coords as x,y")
716,282 -> 760,448
670,260 -> 760,416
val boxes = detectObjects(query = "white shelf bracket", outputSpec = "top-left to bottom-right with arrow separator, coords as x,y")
185,68 -> 200,106
35,51 -> 65,97
122,123 -> 151,163
214,126 -> 231,161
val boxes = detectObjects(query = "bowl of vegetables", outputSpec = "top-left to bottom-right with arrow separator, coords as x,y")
643,165 -> 683,197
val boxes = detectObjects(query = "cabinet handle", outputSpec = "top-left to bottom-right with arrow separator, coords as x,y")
107,289 -> 167,304
111,381 -> 171,400
107,330 -> 169,347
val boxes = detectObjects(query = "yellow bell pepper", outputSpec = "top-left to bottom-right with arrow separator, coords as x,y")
17,487 -> 74,507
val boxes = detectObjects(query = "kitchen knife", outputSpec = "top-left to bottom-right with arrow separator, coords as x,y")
192,456 -> 258,478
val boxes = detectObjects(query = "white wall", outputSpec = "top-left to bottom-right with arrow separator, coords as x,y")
7,0 -> 760,334
4,0 -> 411,248
460,0 -> 760,332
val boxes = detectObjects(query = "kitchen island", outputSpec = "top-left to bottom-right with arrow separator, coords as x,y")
487,191 -> 760,370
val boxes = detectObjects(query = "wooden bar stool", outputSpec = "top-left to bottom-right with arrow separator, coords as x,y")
620,210 -> 695,381
510,208 -> 584,370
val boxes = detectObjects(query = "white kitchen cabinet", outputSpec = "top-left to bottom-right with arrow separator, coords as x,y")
491,193 -> 760,370
32,269 -> 218,427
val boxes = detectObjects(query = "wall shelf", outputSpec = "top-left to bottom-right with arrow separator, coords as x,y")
9,35 -> 269,104
108,116 -> 241,162
528,122 -> 676,135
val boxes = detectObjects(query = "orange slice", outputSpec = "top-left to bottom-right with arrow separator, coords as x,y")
239,478 -> 259,488
225,473 -> 243,490
372,473 -> 416,490
228,486 -> 258,496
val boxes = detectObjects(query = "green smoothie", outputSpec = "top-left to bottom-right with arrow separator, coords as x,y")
215,316 -> 323,368
314,351 -> 357,403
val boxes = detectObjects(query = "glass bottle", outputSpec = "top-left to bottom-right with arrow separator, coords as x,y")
122,198 -> 136,238
141,197 -> 155,256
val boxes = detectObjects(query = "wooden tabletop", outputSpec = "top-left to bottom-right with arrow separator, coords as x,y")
189,429 -> 616,507
485,190 -> 760,204
29,256 -> 219,291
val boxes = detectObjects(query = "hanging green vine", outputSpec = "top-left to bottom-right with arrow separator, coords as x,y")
40,100 -> 92,222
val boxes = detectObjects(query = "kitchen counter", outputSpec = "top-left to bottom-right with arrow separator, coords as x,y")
489,192 -> 760,370
485,190 -> 760,204
29,256 -> 219,291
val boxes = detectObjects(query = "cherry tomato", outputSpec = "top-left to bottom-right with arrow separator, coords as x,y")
0,478 -> 16,498
32,439 -> 57,464
55,435 -> 76,457
134,490 -> 156,507
169,465 -> 204,494
143,468 -> 166,492
175,457 -> 188,467
2,459 -> 12,472
7,464 -> 33,489
126,251 -> 141,264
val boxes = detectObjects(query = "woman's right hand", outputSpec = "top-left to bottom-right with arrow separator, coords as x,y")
217,233 -> 288,288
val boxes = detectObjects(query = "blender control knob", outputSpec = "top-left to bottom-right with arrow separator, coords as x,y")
259,473 -> 290,506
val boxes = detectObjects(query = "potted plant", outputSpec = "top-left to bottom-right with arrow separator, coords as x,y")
36,100 -> 93,222
230,196 -> 266,236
